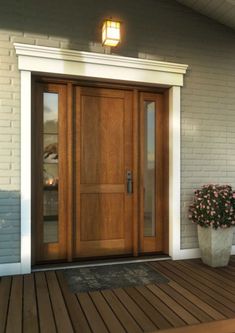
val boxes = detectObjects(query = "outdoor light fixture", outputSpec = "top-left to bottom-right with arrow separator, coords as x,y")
102,20 -> 121,47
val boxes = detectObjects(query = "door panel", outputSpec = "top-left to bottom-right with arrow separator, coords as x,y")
80,194 -> 124,241
81,94 -> 124,184
74,87 -> 133,258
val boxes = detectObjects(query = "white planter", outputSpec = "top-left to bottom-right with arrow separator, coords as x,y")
197,225 -> 234,267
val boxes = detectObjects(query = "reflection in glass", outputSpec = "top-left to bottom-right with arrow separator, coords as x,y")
43,92 -> 59,243
43,135 -> 58,163
43,164 -> 58,187
43,190 -> 58,216
144,101 -> 156,237
43,221 -> 58,243
43,93 -> 58,133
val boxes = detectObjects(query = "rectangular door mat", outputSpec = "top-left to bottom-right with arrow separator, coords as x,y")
63,262 -> 169,293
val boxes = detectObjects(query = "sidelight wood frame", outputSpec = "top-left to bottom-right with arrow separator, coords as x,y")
33,82 -> 68,263
139,92 -> 168,254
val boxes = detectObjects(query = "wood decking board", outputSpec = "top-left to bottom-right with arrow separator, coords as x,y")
0,277 -> 11,333
77,292 -> 109,333
167,281 -> 223,321
0,258 -> 235,332
156,282 -> 213,323
89,291 -> 126,333
113,288 -> 157,332
35,272 -> 57,333
147,284 -> 200,325
46,271 -> 74,333
170,262 -> 235,309
175,261 -> 235,299
155,318 -> 235,333
56,271 -> 92,333
124,286 -> 172,329
184,260 -> 235,292
23,274 -> 39,333
153,261 -> 235,318
6,276 -> 23,333
102,289 -> 143,333
136,285 -> 186,328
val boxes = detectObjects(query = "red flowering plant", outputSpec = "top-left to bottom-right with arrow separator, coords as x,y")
188,184 -> 235,229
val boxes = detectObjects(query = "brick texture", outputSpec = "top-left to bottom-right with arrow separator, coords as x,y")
0,0 -> 235,263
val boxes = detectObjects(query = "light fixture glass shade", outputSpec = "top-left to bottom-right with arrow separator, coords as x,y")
102,20 -> 121,47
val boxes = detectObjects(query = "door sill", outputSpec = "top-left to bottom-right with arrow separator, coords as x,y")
32,254 -> 171,272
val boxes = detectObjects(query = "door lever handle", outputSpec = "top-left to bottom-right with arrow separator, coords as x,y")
126,170 -> 133,194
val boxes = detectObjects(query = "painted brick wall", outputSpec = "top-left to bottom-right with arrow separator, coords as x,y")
0,0 -> 235,263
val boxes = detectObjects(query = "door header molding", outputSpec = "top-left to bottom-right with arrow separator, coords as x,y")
14,43 -> 188,86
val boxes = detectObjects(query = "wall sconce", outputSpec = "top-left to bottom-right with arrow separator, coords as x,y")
102,20 -> 121,47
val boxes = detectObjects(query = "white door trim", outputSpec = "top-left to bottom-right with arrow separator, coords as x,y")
1,43 -> 189,276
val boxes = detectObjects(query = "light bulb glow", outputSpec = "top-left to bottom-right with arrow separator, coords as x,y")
102,20 -> 121,47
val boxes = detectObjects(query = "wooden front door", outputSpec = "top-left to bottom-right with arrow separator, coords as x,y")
74,87 -> 134,257
33,79 -> 168,264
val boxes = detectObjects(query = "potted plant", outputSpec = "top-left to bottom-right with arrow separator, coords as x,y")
188,184 -> 235,267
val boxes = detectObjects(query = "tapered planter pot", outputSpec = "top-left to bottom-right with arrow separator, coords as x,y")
197,225 -> 234,267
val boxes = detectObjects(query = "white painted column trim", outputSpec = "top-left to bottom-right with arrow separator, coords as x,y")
20,71 -> 31,274
168,86 -> 181,260
0,263 -> 21,277
0,71 -> 31,277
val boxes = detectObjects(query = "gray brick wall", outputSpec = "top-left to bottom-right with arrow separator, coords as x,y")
0,0 -> 235,263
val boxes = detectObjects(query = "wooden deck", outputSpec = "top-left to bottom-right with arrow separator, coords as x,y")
1,257 -> 235,333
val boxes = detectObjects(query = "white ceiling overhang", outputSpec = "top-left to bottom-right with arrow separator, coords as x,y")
176,0 -> 235,30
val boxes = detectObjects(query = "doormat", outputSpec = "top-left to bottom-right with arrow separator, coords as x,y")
63,263 -> 169,293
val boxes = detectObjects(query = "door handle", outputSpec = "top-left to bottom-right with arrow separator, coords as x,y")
126,170 -> 133,194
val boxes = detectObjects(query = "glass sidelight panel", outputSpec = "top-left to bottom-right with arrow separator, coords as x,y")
43,92 -> 59,243
144,101 -> 156,237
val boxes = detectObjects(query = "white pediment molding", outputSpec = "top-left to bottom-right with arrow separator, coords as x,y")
14,43 -> 188,86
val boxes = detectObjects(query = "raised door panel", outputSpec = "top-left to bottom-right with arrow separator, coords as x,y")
80,194 -> 124,241
74,87 -> 133,258
81,95 -> 124,184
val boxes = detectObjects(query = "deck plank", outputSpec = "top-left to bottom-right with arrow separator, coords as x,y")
46,271 -> 74,333
147,284 -> 200,325
35,272 -> 57,333
136,285 -> 186,328
77,292 -> 109,333
183,260 -> 235,292
169,261 -> 235,309
6,275 -> 23,333
176,261 -> 235,299
152,261 -> 233,318
102,289 -> 143,333
155,318 -> 235,333
23,274 -> 39,333
124,286 -> 172,330
0,277 -> 11,333
168,281 -> 224,321
57,271 -> 92,333
157,283 -> 213,323
113,288 -> 157,332
90,290 -> 126,333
